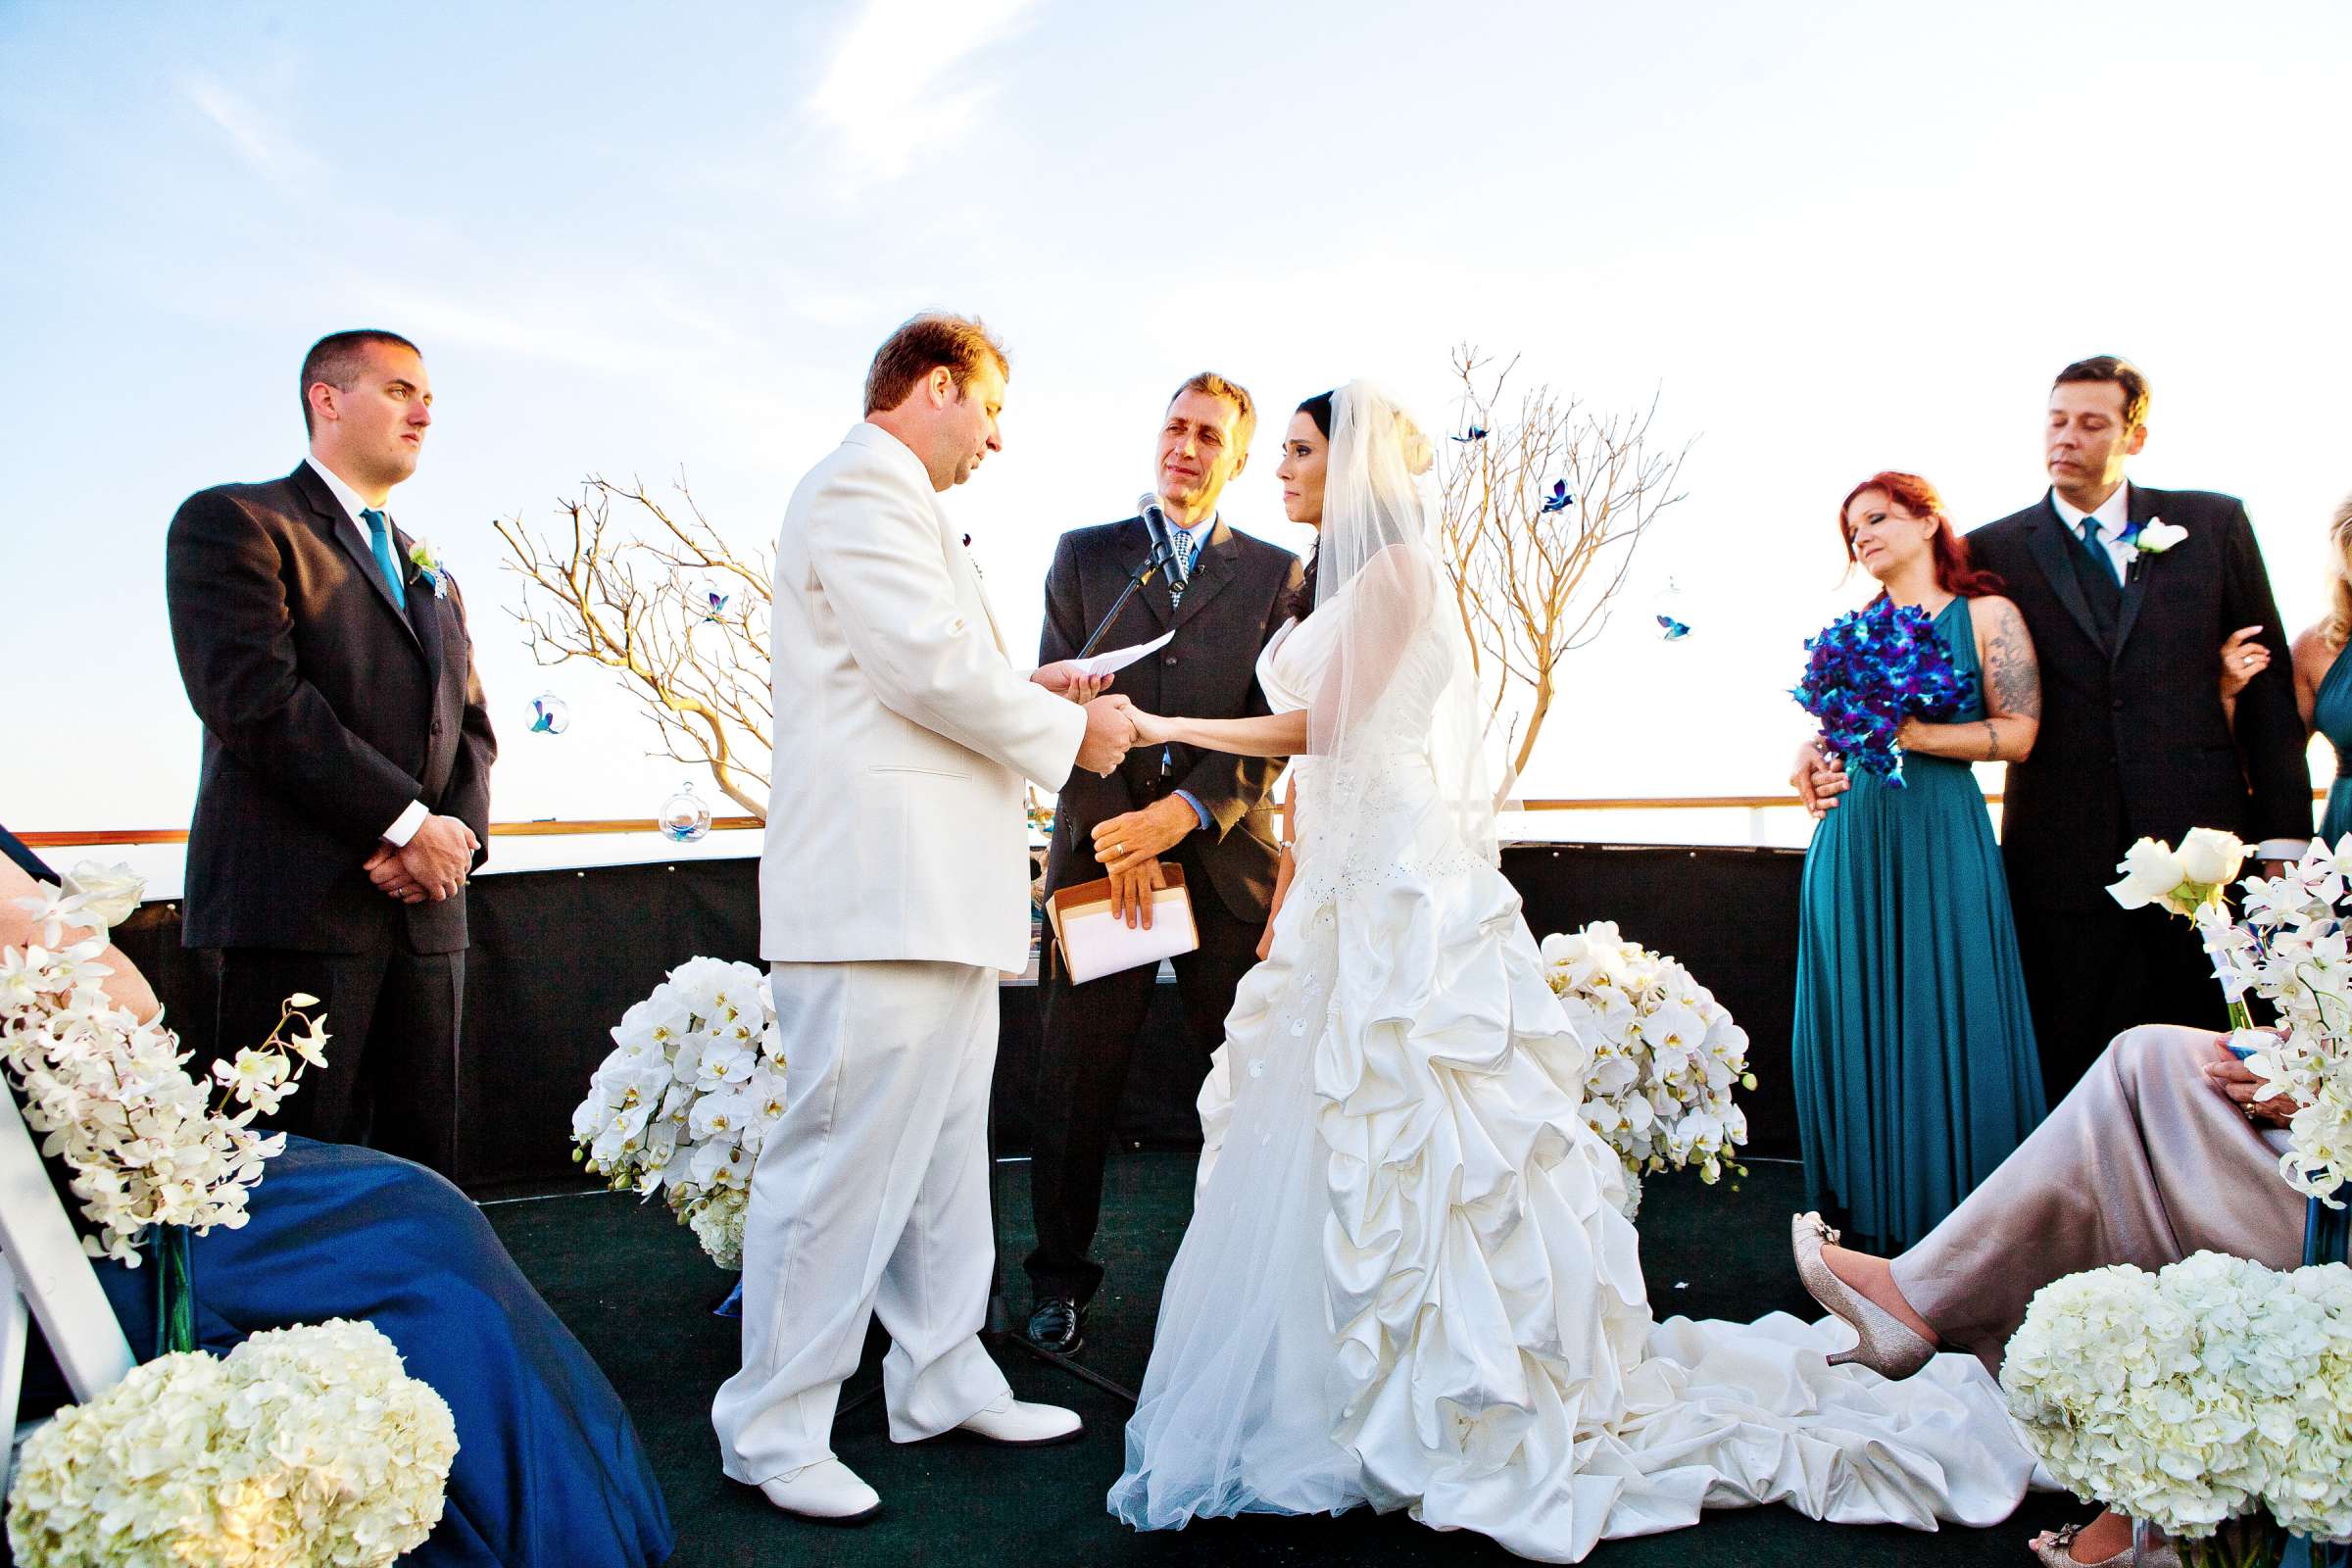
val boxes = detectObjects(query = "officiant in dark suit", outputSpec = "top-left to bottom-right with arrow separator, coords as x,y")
1024,372 -> 1302,1353
166,329 -> 495,1176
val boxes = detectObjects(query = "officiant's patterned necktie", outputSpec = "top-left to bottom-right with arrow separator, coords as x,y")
363,508 -> 408,612
1166,526 -> 1201,611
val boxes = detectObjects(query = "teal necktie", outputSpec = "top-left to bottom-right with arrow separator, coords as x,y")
2078,517 -> 2121,589
363,508 -> 408,612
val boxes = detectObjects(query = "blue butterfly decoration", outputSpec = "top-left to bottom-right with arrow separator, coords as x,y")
528,694 -> 569,734
1656,613 -> 1692,641
1540,481 -> 1574,514
1451,424 -> 1488,444
705,591 -> 728,622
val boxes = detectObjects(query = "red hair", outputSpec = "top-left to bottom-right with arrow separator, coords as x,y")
1838,470 -> 2004,597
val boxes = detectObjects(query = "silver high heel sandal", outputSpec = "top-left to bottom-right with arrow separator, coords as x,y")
1789,1212 -> 1936,1379
2029,1520 -> 2177,1567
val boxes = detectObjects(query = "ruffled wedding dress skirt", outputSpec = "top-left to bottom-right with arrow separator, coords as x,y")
1106,755 -> 2036,1562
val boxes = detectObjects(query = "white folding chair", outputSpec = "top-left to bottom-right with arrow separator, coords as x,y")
0,1088 -> 135,1488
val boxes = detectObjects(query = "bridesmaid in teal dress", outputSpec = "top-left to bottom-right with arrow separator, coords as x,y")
1792,470 -> 2048,1254
2278,493 -> 2352,844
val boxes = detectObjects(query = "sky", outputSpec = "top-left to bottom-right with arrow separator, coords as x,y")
6,0 -> 2350,859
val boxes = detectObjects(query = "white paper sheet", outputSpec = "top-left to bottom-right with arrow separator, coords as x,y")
1069,628 -> 1175,679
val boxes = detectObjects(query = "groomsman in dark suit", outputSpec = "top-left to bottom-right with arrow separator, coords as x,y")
1800,356 -> 2306,1099
167,330 -> 495,1175
1024,372 -> 1302,1353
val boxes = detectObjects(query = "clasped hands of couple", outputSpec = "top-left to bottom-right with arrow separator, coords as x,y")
1032,662 -> 1193,931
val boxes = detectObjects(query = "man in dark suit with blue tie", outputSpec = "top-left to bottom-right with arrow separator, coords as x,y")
166,329 -> 495,1175
1023,372 -> 1302,1353
1799,356 -> 2307,1100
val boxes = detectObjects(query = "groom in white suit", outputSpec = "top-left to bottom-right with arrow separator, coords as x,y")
714,314 -> 1138,1523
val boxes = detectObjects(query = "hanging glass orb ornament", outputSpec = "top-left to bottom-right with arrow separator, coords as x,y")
1649,577 -> 1693,642
659,780 -> 712,843
527,692 -> 570,734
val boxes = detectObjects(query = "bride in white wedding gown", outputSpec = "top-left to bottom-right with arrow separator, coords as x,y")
1104,381 -> 2038,1562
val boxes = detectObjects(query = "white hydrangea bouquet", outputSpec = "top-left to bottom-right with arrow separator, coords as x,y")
2001,1251 -> 2352,1562
1539,920 -> 1754,1218
2192,837 -> 2352,1208
6,1318 -> 459,1568
1,866 -> 324,1272
570,956 -> 785,1268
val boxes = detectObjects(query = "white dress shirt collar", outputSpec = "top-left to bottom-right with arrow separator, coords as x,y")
2049,480 -> 2132,542
1155,508 -> 1216,547
305,455 -> 385,542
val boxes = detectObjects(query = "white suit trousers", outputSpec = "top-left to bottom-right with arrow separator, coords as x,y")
712,959 -> 1010,1482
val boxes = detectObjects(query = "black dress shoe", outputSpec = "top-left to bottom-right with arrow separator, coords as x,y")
1026,1297 -> 1087,1354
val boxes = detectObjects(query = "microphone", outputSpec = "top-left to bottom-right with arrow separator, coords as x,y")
1140,492 -> 1191,591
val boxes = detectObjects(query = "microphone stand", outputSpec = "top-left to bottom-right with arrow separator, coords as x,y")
1076,539 -> 1176,659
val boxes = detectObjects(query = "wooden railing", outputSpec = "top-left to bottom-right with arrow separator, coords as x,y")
18,790 -> 2329,850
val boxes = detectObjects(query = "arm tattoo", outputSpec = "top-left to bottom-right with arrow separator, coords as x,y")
1983,601 -> 2041,720
1983,719 -> 2000,760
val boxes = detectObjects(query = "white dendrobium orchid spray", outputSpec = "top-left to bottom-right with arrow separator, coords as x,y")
1539,920 -> 1754,1218
570,956 -> 786,1267
0,870 -> 323,1264
2197,835 -> 2352,1209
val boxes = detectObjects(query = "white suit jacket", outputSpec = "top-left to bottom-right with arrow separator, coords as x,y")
760,421 -> 1087,970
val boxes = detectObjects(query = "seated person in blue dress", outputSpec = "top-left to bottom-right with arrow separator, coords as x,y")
1,824 -> 673,1568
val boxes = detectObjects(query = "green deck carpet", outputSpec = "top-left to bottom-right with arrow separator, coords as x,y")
486,1154 -> 2080,1566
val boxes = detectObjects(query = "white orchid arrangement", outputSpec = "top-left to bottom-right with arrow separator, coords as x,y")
569,956 -> 785,1268
1539,920 -> 1753,1218
6,1318 -> 458,1568
2195,837 -> 2352,1207
1,864 -> 324,1264
2002,1252 -> 2352,1554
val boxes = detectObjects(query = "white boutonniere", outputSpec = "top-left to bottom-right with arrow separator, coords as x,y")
407,539 -> 449,598
2128,516 -> 2186,558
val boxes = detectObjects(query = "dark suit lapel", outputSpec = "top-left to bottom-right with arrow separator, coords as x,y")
1105,515 -> 1174,633
1171,520 -> 1237,629
2112,483 -> 2158,656
293,465 -> 425,661
1114,516 -> 1171,634
2022,492 -> 2106,653
393,520 -> 448,682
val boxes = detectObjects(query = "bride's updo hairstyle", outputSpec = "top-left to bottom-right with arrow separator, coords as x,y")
1288,392 -> 1336,622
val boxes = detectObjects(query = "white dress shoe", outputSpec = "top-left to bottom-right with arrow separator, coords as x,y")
755,1457 -> 881,1523
952,1395 -> 1084,1446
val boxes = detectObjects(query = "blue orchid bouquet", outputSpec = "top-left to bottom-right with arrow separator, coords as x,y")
1792,598 -> 1978,786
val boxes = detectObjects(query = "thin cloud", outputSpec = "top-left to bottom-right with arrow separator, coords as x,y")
179,74 -> 323,185
808,0 -> 1040,181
